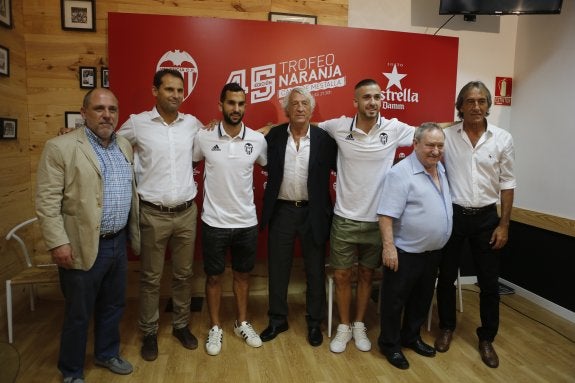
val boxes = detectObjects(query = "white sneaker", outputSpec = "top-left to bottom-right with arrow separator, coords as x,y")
206,325 -> 223,356
352,321 -> 371,351
330,324 -> 352,353
234,321 -> 262,348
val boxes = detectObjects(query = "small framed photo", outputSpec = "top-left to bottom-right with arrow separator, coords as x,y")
0,118 -> 17,139
101,66 -> 109,88
0,0 -> 13,29
268,12 -> 317,25
65,111 -> 85,129
79,66 -> 96,89
0,45 -> 8,77
61,0 -> 95,31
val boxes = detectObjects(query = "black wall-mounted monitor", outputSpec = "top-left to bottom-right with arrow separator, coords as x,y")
439,0 -> 563,15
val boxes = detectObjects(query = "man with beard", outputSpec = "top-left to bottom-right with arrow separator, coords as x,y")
193,82 -> 267,356
318,79 -> 416,354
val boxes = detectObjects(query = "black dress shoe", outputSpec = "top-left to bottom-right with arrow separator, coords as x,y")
141,334 -> 158,361
172,326 -> 198,350
386,351 -> 409,370
307,327 -> 323,347
260,322 -> 289,342
403,339 -> 436,357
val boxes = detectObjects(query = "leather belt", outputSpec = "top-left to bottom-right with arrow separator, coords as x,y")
141,199 -> 194,213
278,200 -> 309,208
453,203 -> 495,216
100,227 -> 125,240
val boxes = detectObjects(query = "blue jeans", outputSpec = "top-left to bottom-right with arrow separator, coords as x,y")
58,230 -> 127,378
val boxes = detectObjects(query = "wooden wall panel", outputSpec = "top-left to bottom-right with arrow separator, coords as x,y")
0,0 -> 35,326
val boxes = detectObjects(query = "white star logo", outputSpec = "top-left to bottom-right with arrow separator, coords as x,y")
383,65 -> 407,90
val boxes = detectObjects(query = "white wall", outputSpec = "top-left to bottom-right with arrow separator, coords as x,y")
349,0 -> 574,220
513,0 -> 575,219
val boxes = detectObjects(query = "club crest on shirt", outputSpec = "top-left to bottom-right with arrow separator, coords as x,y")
380,132 -> 388,145
244,143 -> 254,155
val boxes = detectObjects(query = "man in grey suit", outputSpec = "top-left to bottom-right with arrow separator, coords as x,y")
36,88 -> 139,383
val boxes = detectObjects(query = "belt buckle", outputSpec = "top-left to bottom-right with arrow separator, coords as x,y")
294,200 -> 304,208
466,206 -> 484,215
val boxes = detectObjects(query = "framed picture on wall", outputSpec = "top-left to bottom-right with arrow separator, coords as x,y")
101,67 -> 109,88
268,12 -> 317,24
65,111 -> 84,129
79,66 -> 96,89
0,118 -> 17,139
0,0 -> 12,29
0,45 -> 8,77
61,0 -> 95,31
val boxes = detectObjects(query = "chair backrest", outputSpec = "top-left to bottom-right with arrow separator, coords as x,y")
5,218 -> 52,268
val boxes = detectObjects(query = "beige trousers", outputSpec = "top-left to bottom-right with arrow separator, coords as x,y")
138,201 -> 198,335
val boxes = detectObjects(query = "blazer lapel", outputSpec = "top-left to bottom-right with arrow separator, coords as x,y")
308,126 -> 320,171
77,129 -> 102,176
276,125 -> 289,173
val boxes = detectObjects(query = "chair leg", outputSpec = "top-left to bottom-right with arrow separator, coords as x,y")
328,276 -> 333,338
428,271 -> 464,332
30,284 -> 36,311
377,281 -> 382,315
427,295 -> 433,332
6,280 -> 13,344
457,269 -> 463,313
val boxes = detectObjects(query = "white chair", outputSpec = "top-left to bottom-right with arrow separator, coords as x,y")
427,269 -> 463,331
326,265 -> 383,337
5,218 -> 59,343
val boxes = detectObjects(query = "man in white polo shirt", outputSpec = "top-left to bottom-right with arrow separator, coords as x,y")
318,79 -> 415,353
193,82 -> 267,356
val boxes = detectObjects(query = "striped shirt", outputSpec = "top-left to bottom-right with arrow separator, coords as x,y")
85,128 -> 132,234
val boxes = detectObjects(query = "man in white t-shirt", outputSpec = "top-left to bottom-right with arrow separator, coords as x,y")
318,79 -> 415,354
193,83 -> 267,356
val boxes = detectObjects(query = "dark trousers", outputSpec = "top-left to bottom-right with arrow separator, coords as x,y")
437,206 -> 501,341
58,230 -> 127,378
267,203 -> 326,328
378,249 -> 440,354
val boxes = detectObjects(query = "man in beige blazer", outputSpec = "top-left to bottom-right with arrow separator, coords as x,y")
36,88 -> 139,383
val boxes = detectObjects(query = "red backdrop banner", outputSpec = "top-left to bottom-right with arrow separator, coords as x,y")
108,13 -> 459,258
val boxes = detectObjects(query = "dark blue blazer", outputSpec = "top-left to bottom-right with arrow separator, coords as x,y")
261,123 -> 337,245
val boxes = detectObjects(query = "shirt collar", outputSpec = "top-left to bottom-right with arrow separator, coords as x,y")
409,152 -> 445,176
286,124 -> 311,139
84,126 -> 116,148
218,122 -> 246,139
350,114 -> 382,132
151,106 -> 184,125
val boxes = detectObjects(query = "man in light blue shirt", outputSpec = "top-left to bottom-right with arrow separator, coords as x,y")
376,122 -> 453,370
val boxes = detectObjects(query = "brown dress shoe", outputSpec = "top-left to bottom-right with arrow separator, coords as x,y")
434,329 -> 453,353
478,340 -> 499,368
